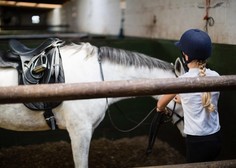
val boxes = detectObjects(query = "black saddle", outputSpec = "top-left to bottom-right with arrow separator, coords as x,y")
8,38 -> 65,111
9,38 -> 61,56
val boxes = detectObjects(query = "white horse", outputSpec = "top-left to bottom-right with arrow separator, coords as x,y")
0,42 -> 184,168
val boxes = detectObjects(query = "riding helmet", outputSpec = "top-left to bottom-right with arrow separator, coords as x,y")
175,29 -> 212,63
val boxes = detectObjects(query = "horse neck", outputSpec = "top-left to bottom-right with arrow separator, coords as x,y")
102,62 -> 176,103
102,62 -> 176,81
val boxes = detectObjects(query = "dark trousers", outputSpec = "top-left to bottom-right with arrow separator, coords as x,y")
186,131 -> 221,163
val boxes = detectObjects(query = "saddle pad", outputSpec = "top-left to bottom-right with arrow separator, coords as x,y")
0,50 -> 20,69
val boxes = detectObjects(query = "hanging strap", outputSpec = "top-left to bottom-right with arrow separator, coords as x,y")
43,109 -> 58,130
98,48 -> 105,81
146,112 -> 164,155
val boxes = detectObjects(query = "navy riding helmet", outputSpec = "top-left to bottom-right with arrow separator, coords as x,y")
175,29 -> 212,63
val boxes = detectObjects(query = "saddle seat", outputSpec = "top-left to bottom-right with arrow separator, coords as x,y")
9,38 -> 63,57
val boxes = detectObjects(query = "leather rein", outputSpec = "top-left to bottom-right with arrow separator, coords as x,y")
97,48 -> 184,132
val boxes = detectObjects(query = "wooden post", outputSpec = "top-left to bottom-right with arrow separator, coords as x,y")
0,75 -> 235,104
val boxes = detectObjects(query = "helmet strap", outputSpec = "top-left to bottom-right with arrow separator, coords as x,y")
180,52 -> 189,72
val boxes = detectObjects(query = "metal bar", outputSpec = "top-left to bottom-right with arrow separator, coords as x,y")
0,33 -> 88,40
136,159 -> 236,168
0,75 -> 235,104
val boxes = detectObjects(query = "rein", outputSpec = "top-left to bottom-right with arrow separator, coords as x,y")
97,48 -> 155,132
97,48 -> 184,154
146,101 -> 182,155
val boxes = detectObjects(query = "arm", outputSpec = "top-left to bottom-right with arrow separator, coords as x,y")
156,94 -> 176,112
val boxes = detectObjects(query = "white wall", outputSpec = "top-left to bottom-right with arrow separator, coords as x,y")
56,0 -> 236,45
76,0 -> 121,35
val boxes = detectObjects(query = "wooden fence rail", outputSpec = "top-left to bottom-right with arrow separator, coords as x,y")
0,75 -> 235,104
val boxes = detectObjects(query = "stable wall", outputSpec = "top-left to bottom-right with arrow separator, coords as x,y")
48,0 -> 236,45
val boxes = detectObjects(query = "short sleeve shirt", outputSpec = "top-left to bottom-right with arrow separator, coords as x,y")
179,68 -> 220,136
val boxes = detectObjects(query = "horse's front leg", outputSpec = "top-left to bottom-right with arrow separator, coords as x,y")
67,122 -> 92,168
63,100 -> 105,168
68,123 -> 92,168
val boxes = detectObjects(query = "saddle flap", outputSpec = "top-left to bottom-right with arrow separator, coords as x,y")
0,50 -> 20,68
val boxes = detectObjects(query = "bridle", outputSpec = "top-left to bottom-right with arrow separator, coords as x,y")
165,101 -> 184,126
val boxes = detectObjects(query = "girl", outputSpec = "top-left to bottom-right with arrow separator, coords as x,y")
157,29 -> 221,163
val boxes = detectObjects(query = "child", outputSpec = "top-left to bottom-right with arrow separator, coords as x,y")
157,29 -> 221,163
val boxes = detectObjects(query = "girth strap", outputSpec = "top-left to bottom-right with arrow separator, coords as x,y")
43,109 -> 58,130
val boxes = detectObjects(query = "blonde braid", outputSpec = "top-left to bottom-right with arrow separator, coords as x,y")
198,61 -> 215,112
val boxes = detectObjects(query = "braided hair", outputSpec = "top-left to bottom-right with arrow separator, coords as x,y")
198,60 -> 215,112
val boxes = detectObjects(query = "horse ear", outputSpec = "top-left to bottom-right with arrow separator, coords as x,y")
174,57 -> 185,77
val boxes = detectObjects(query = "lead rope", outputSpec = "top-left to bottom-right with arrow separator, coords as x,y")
97,48 -> 155,132
109,107 -> 155,133
146,101 -> 179,155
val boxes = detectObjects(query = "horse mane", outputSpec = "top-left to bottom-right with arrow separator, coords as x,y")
62,43 -> 173,71
99,46 -> 173,70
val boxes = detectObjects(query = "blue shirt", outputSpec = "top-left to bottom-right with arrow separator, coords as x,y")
179,68 -> 220,136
